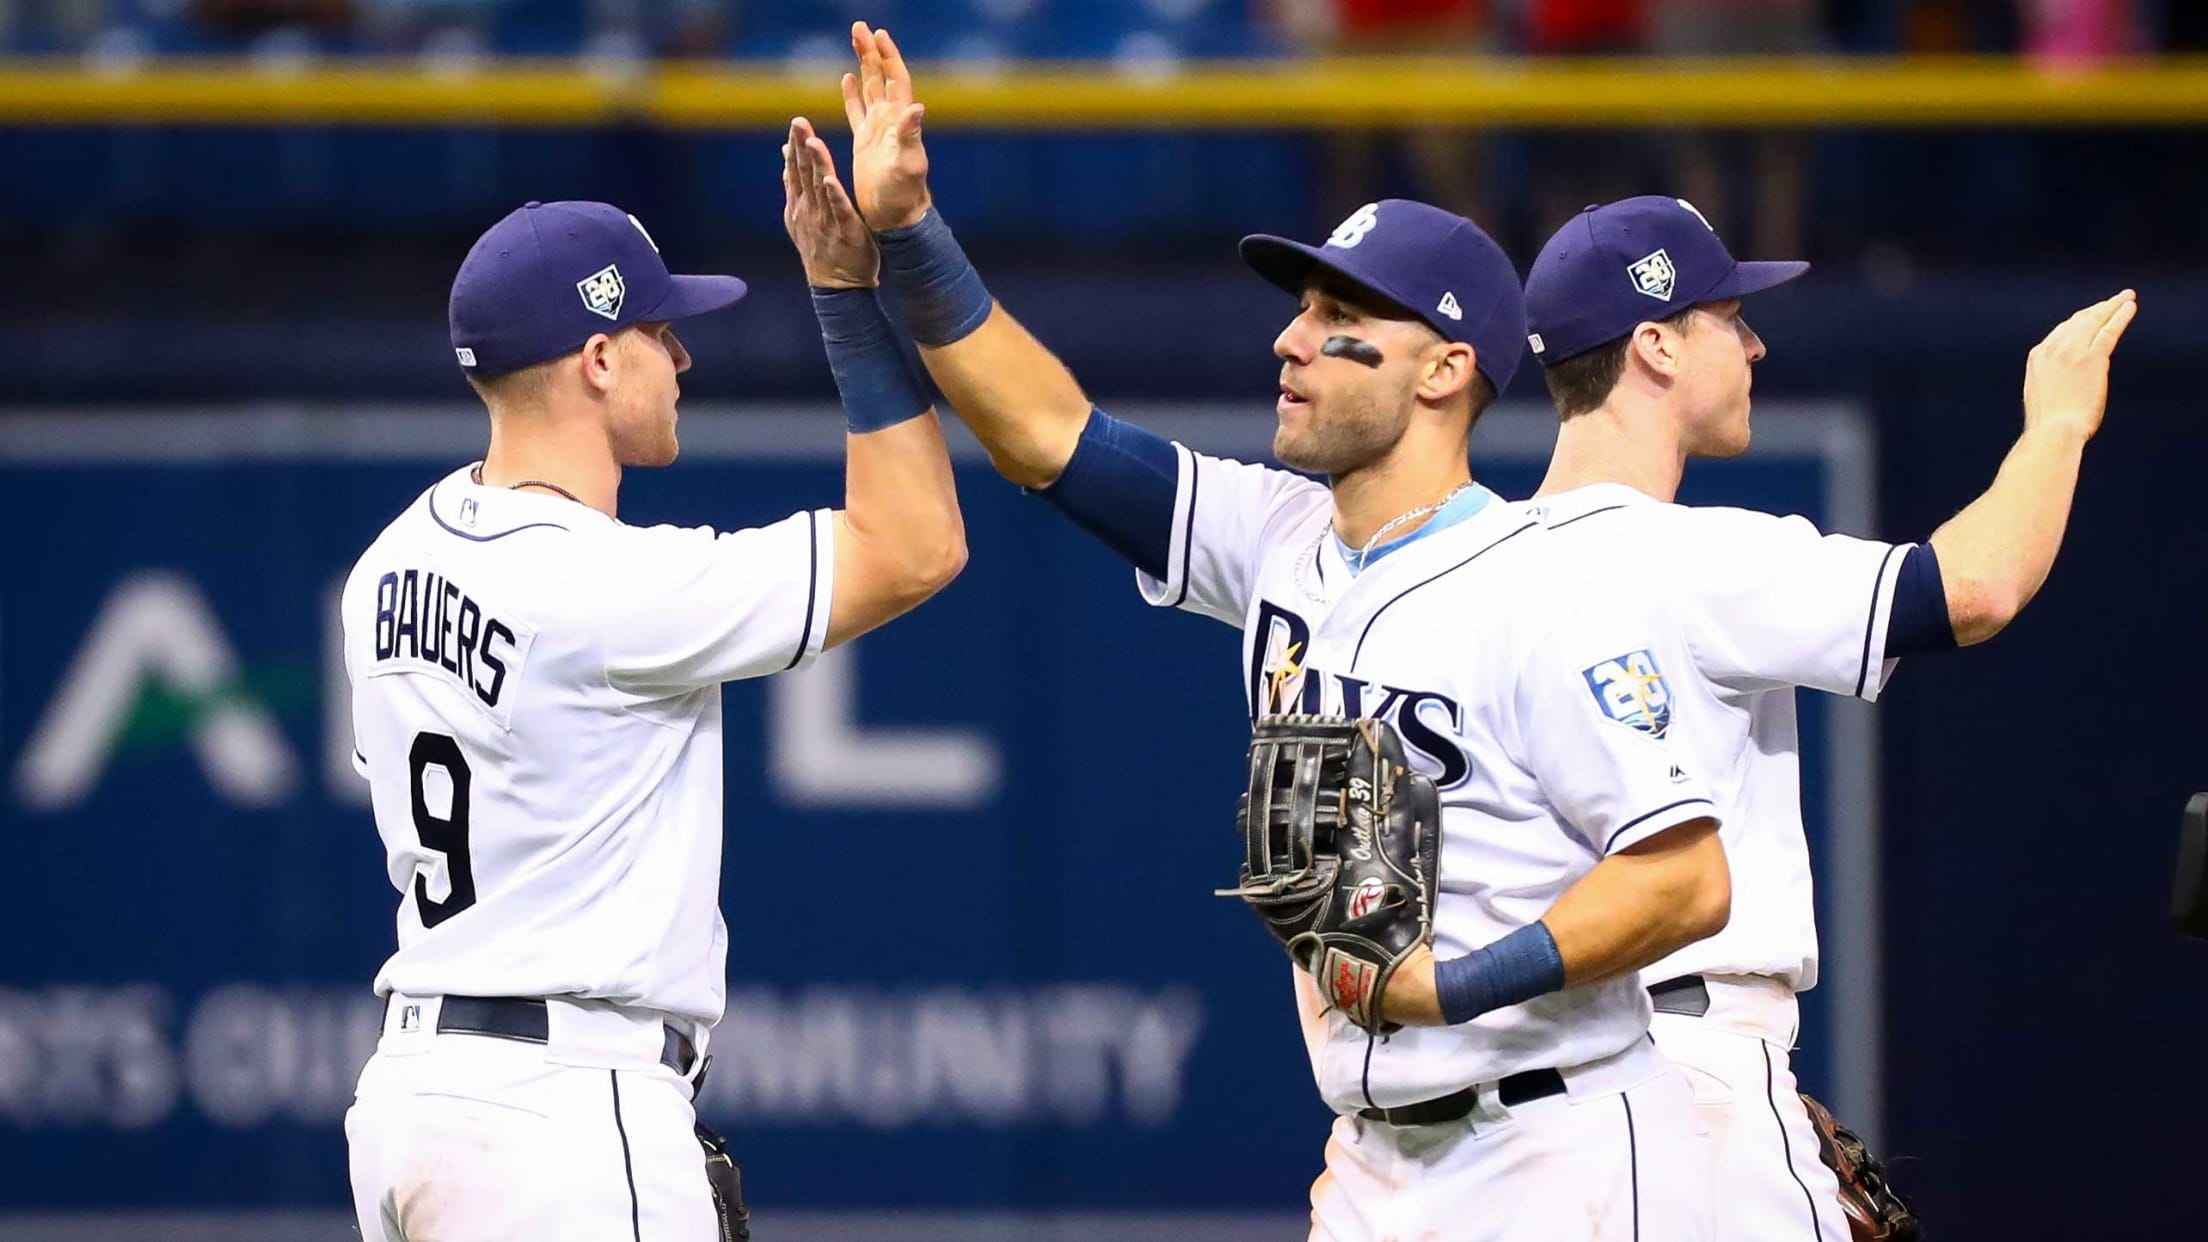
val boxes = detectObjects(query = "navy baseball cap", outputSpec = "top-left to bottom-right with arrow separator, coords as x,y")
449,201 -> 748,377
1524,196 -> 1807,367
1240,199 -> 1529,396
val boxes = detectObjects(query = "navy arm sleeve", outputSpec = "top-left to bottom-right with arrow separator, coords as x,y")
1035,407 -> 1180,581
1884,542 -> 1958,657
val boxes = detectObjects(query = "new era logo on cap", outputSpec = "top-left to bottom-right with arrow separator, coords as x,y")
1437,291 -> 1463,321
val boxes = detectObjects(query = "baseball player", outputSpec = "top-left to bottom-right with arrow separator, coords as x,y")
829,24 -> 1728,1240
1519,196 -> 2135,1241
340,129 -> 966,1241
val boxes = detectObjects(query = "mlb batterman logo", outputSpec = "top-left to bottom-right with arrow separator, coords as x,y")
577,263 -> 625,321
1582,649 -> 1675,739
1628,248 -> 1677,302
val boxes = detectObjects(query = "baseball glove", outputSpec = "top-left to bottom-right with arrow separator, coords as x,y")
697,1122 -> 751,1242
1217,715 -> 1441,1034
1801,1094 -> 1924,1242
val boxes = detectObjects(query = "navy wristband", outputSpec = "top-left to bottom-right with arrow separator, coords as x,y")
1434,921 -> 1568,1026
1037,408 -> 1180,581
810,286 -> 931,435
875,208 -> 995,347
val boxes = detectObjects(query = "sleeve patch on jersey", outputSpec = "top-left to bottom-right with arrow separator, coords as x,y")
1582,649 -> 1674,740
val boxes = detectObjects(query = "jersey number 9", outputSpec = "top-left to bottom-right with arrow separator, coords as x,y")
409,732 -> 476,928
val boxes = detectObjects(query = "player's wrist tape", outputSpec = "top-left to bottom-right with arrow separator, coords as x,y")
1434,921 -> 1567,1026
875,208 -> 994,347
809,286 -> 932,434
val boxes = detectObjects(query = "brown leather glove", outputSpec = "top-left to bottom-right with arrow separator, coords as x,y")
1801,1094 -> 1924,1242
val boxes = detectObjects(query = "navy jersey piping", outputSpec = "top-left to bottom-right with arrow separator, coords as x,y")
609,1070 -> 641,1242
783,514 -> 822,672
1546,503 -> 1629,531
1853,544 -> 1904,697
428,502 -> 569,543
1623,1093 -> 1642,1241
1764,1042 -> 1826,1240
1350,519 -> 1539,665
1601,798 -> 1716,853
1168,452 -> 1200,608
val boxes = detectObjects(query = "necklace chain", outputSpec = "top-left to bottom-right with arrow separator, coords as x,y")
508,479 -> 582,503
472,465 -> 582,505
1347,481 -> 1474,574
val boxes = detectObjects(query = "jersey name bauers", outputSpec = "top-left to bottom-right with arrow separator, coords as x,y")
1247,599 -> 1470,787
370,567 -> 520,710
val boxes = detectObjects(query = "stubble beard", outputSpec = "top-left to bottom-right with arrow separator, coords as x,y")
1275,388 -> 1411,479
611,391 -> 681,468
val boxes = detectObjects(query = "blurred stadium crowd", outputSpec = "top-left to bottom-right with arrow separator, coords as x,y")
0,0 -> 2200,405
0,0 -> 2197,61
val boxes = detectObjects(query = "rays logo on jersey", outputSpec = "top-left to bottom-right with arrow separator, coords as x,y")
1246,600 -> 1473,787
577,264 -> 625,320
1582,649 -> 1674,740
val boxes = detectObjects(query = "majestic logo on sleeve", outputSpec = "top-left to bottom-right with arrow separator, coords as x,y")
1582,649 -> 1674,739
577,264 -> 625,320
1628,249 -> 1677,302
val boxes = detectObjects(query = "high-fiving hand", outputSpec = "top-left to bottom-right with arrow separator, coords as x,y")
2023,289 -> 2137,442
781,115 -> 877,289
842,22 -> 933,232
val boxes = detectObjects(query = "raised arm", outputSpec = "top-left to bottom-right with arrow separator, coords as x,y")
781,116 -> 967,649
1929,290 -> 2136,644
841,22 -> 1090,489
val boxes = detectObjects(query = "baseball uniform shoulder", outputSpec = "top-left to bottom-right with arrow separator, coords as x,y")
1535,483 -> 1844,579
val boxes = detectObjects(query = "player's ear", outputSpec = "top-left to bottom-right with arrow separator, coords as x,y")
1416,340 -> 1478,405
578,332 -> 620,396
1626,321 -> 1681,381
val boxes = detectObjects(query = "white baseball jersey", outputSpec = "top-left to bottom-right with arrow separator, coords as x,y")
341,465 -> 835,1026
1532,483 -> 1907,990
1137,449 -> 1723,1114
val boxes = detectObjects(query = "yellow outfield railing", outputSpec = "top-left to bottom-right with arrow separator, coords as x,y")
1,55 -> 2206,128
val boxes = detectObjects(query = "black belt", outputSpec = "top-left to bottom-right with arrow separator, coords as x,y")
1355,1067 -> 1567,1127
421,996 -> 702,1079
1648,974 -> 1711,1018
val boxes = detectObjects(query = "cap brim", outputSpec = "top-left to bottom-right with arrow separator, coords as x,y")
1240,233 -> 1328,298
1707,260 -> 1809,301
1239,234 -> 1418,320
646,273 -> 749,322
